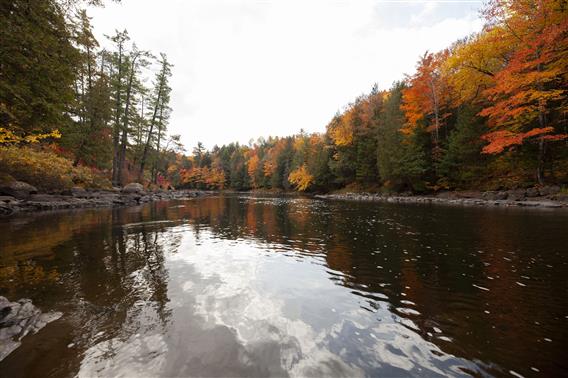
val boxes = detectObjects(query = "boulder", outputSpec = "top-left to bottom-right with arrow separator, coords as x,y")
525,187 -> 540,198
539,185 -> 560,197
0,196 -> 17,204
482,191 -> 508,201
552,194 -> 568,202
122,183 -> 144,194
0,181 -> 38,199
435,191 -> 453,199
506,189 -> 526,201
71,187 -> 87,197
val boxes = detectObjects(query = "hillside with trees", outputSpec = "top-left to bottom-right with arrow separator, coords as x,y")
1,0 -> 566,194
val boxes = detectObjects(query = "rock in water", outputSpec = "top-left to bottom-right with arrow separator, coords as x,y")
0,296 -> 62,361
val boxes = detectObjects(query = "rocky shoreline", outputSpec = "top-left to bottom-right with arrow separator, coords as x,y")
0,182 -> 208,216
316,187 -> 568,209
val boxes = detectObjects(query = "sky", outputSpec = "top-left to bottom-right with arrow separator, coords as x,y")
89,0 -> 484,151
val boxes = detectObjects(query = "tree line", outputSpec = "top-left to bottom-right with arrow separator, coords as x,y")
1,0 -> 181,188
1,0 -> 566,193
177,0 -> 567,192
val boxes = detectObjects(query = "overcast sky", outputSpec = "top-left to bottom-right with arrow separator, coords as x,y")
89,0 -> 484,151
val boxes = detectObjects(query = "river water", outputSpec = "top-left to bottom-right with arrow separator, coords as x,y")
0,194 -> 566,377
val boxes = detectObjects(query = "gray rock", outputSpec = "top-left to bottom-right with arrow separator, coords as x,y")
552,194 -> 568,202
482,191 -> 508,201
520,201 -> 563,208
71,187 -> 87,197
122,183 -> 144,194
539,185 -> 561,196
0,296 -> 62,361
0,181 -> 38,199
0,205 -> 14,216
506,189 -> 526,201
0,195 -> 16,203
436,191 -> 453,199
526,187 -> 540,197
28,194 -> 60,202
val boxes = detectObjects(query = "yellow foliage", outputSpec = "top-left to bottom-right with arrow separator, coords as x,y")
180,166 -> 225,189
0,146 -> 111,190
288,164 -> 314,191
329,112 -> 354,146
443,29 -> 507,106
0,128 -> 61,145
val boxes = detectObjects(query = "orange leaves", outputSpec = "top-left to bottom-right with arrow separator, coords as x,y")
288,164 -> 314,191
262,137 -> 290,178
481,128 -> 567,154
247,154 -> 260,188
180,166 -> 225,189
478,0 -> 568,153
327,92 -> 383,148
401,51 -> 452,140
263,160 -> 275,177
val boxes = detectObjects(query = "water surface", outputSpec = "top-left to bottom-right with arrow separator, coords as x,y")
0,195 -> 567,377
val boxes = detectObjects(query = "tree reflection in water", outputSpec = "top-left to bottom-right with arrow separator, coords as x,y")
0,195 -> 567,377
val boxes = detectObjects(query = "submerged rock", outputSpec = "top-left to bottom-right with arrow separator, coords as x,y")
0,296 -> 62,361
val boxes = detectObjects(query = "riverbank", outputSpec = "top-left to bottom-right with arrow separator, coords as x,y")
316,187 -> 568,209
0,187 -> 208,216
2,185 -> 568,216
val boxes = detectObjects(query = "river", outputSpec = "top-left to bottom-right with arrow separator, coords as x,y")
0,194 -> 567,377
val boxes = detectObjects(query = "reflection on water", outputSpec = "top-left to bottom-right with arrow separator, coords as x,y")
0,195 -> 567,377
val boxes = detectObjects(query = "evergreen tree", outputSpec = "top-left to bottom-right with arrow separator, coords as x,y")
0,0 -> 79,133
377,82 -> 427,191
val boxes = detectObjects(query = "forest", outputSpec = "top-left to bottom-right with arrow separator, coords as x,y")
1,0 -> 567,194
1,0 -> 179,191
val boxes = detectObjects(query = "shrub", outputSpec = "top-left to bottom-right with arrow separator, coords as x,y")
0,146 -> 111,191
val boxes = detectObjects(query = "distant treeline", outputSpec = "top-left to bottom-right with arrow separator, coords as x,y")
178,0 -> 567,192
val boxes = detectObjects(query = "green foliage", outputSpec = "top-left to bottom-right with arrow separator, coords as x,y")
437,105 -> 486,188
1,0 -> 566,193
377,82 -> 427,191
0,146 -> 111,191
0,0 -> 79,133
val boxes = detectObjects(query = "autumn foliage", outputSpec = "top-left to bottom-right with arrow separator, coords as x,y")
0,146 -> 111,191
288,165 -> 314,191
176,0 -> 567,192
1,0 -> 566,193
478,0 -> 568,164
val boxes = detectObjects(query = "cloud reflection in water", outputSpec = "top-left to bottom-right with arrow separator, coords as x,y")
79,224 -> 478,377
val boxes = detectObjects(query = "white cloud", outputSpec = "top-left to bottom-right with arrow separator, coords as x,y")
89,0 -> 483,150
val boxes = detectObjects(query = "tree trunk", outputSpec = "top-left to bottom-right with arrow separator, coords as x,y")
139,81 -> 163,181
74,44 -> 95,167
536,59 -> 547,186
152,106 -> 164,184
112,43 -> 123,186
429,78 -> 440,146
117,53 -> 139,185
537,137 -> 545,185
